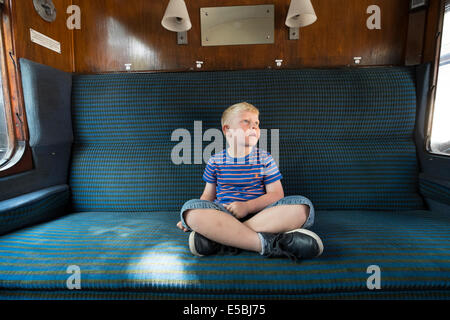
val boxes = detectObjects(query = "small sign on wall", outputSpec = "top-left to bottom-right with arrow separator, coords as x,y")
30,28 -> 61,54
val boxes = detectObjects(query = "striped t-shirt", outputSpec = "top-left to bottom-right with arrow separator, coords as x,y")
202,147 -> 283,205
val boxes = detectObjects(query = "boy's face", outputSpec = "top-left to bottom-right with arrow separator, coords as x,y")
223,111 -> 260,148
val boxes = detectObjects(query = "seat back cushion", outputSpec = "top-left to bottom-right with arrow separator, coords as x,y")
69,67 -> 424,212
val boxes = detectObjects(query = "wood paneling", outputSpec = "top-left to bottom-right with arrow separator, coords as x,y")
11,0 -> 74,72
73,0 -> 411,73
423,0 -> 442,63
405,9 -> 427,65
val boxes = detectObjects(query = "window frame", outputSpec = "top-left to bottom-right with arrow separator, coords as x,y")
426,0 -> 450,157
0,16 -> 14,166
0,0 -> 33,177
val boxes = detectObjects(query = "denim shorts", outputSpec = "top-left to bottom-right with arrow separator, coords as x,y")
180,195 -> 315,232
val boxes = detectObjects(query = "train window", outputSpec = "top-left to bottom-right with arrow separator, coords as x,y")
0,1 -> 10,166
430,1 -> 450,156
0,62 -> 8,165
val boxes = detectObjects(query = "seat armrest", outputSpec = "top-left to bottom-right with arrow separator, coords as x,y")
418,173 -> 450,209
0,185 -> 70,236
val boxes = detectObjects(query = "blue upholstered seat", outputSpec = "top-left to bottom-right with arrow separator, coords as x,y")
1,61 -> 449,299
0,209 -> 449,299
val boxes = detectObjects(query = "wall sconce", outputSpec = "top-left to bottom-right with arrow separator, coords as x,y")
161,0 -> 192,45
285,0 -> 317,40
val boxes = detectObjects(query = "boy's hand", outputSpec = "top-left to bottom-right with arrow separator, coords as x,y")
176,221 -> 190,232
223,201 -> 250,219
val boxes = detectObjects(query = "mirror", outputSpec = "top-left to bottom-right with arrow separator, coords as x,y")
200,5 -> 275,47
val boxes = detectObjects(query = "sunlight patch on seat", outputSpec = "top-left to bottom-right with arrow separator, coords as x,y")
127,243 -> 200,284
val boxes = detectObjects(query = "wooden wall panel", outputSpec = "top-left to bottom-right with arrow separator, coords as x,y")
11,0 -> 74,72
73,0 -> 411,73
405,9 -> 427,65
423,0 -> 442,64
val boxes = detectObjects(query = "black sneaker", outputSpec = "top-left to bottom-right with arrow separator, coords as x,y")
260,229 -> 324,261
189,231 -> 240,257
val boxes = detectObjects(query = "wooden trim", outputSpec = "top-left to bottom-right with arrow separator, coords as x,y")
423,0 -> 442,63
0,141 -> 32,177
0,0 -> 14,155
425,0 -> 446,152
405,9 -> 427,65
70,0 -> 76,73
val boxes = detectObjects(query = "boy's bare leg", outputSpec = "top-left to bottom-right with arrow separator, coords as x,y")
243,205 -> 309,234
184,209 -> 262,253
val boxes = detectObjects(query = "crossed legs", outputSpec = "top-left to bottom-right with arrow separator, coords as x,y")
183,204 -> 310,253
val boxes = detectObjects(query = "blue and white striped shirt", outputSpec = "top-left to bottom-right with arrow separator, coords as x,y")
202,147 -> 283,205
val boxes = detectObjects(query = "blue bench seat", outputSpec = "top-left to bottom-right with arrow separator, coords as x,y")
0,59 -> 449,299
0,209 -> 449,299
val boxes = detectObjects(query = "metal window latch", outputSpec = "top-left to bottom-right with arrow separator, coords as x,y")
9,52 -> 16,68
15,112 -> 23,125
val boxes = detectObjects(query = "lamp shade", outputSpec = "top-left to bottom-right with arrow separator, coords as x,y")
161,0 -> 192,32
285,0 -> 317,28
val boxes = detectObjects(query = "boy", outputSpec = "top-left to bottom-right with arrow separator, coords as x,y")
177,102 -> 323,261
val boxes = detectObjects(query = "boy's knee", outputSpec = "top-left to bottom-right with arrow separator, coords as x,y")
298,204 -> 314,229
184,208 -> 203,229
290,205 -> 310,230
298,204 -> 310,221
300,204 -> 310,218
184,208 -> 197,218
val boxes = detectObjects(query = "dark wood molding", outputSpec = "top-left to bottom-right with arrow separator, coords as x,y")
0,0 -> 33,177
0,142 -> 33,178
423,0 -> 442,63
405,8 -> 427,65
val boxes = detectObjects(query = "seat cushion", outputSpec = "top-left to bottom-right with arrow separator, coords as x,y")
0,209 -> 449,299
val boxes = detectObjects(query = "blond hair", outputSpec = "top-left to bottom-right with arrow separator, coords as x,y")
221,102 -> 259,127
